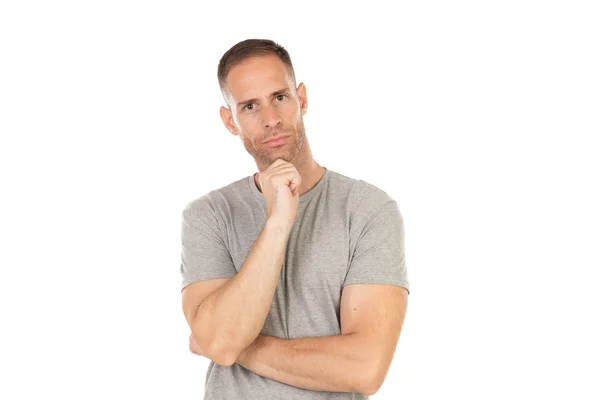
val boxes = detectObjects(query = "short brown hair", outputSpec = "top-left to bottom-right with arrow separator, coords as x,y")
217,39 -> 297,97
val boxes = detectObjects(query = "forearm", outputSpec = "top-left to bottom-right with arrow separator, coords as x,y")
192,218 -> 291,362
236,333 -> 377,395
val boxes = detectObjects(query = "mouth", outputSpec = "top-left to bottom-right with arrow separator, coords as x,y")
264,136 -> 289,147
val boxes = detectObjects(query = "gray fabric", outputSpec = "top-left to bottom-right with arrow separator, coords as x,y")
180,167 -> 410,399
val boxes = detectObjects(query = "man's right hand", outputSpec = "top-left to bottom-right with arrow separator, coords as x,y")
257,159 -> 301,228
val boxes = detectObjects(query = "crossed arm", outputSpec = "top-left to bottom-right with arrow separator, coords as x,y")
189,284 -> 408,395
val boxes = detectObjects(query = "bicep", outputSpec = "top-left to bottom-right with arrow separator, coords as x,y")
180,196 -> 237,289
344,201 -> 410,292
179,196 -> 237,326
340,284 -> 408,377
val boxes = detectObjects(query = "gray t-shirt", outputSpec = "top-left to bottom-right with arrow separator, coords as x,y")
180,167 -> 410,399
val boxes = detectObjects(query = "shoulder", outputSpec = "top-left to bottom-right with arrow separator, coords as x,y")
329,169 -> 398,220
182,175 -> 251,219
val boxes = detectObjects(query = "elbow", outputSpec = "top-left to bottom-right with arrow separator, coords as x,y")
191,319 -> 241,367
359,378 -> 383,397
210,348 -> 238,367
190,330 -> 239,367
206,338 -> 241,367
210,354 -> 237,367
361,382 -> 382,397
356,361 -> 385,396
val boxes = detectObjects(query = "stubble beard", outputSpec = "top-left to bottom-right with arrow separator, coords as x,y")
244,119 -> 307,170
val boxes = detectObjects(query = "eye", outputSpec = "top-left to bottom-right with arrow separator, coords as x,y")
275,94 -> 287,101
245,103 -> 255,111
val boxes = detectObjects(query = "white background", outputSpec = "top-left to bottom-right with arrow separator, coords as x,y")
1,1 -> 599,399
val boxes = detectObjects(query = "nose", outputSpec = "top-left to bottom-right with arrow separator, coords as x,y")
261,103 -> 281,128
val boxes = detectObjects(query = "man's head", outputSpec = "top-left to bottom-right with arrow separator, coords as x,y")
217,39 -> 309,170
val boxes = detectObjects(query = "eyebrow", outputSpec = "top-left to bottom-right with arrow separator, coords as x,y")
236,88 -> 290,110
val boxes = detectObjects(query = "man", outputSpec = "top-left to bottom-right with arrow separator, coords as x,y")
180,38 -> 410,399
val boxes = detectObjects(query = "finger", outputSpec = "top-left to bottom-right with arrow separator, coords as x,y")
289,173 -> 301,193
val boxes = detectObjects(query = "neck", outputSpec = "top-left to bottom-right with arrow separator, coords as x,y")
292,159 -> 325,197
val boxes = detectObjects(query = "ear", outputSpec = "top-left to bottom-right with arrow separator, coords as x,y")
219,106 -> 239,136
297,82 -> 308,116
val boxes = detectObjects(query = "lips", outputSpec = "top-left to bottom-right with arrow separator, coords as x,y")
264,136 -> 289,146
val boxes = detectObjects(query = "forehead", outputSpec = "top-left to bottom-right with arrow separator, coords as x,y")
225,55 -> 293,101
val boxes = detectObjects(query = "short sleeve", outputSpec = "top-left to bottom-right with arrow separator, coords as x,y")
179,196 -> 237,292
343,200 -> 410,294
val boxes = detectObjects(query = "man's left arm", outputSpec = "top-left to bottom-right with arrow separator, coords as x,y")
234,284 -> 409,395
